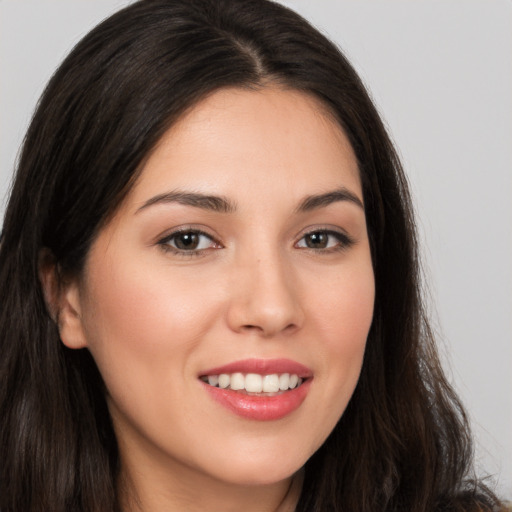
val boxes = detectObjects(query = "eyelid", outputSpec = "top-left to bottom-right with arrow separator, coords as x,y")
156,225 -> 223,256
294,224 -> 352,240
294,226 -> 355,251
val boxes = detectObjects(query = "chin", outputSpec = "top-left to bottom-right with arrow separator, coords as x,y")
203,447 -> 307,487
222,466 -> 302,487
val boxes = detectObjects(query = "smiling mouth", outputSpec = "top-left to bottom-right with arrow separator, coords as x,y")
199,361 -> 313,420
200,372 -> 305,396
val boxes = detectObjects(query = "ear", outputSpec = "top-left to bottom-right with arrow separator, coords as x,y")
38,249 -> 88,349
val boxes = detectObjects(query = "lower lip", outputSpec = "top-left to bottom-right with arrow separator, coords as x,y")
201,379 -> 312,421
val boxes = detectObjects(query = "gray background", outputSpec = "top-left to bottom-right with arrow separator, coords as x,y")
1,0 -> 510,498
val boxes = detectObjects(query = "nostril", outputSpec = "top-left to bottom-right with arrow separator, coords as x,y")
240,322 -> 298,336
241,324 -> 263,332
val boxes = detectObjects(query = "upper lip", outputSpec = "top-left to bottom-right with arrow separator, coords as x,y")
199,358 -> 313,378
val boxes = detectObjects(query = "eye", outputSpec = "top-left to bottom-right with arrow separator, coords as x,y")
158,229 -> 220,254
296,229 -> 353,251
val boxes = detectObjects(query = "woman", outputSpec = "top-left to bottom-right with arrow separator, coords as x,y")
0,0 -> 505,511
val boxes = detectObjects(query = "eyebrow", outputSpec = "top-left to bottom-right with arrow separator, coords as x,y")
136,187 -> 363,215
296,188 -> 364,212
136,191 -> 236,214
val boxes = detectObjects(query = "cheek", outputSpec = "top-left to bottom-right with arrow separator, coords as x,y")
290,259 -> 373,452
79,255 -> 222,390
308,258 -> 374,401
315,262 -> 375,356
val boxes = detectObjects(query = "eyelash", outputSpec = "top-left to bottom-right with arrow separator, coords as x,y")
157,228 -> 354,257
158,228 -> 220,257
295,229 -> 355,253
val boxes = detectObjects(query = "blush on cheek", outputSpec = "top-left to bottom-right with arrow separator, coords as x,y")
324,281 -> 374,339
83,260 -> 222,364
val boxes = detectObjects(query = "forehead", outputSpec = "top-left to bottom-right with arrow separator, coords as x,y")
127,86 -> 361,209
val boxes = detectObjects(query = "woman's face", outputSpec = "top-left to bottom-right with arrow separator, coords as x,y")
62,87 -> 374,488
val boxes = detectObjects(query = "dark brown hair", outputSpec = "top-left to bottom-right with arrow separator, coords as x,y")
0,1 -> 504,511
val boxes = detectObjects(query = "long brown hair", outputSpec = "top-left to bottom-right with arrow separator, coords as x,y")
0,1 -> 504,511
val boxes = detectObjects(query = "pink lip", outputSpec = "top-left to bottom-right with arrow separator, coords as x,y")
199,358 -> 313,421
200,358 -> 312,378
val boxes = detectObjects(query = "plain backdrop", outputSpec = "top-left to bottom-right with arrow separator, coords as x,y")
1,0 -> 511,499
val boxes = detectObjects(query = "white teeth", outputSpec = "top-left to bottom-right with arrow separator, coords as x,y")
203,372 -> 304,393
278,373 -> 290,391
230,372 -> 245,391
262,374 -> 280,393
218,374 -> 230,389
245,373 -> 263,393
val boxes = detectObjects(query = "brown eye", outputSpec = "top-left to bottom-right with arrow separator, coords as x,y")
296,230 -> 353,252
160,230 -> 218,253
174,232 -> 200,250
304,232 -> 329,249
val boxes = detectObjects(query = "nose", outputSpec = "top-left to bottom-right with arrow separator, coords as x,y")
226,251 -> 305,338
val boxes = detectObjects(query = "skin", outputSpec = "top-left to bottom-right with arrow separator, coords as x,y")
52,87 -> 375,511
